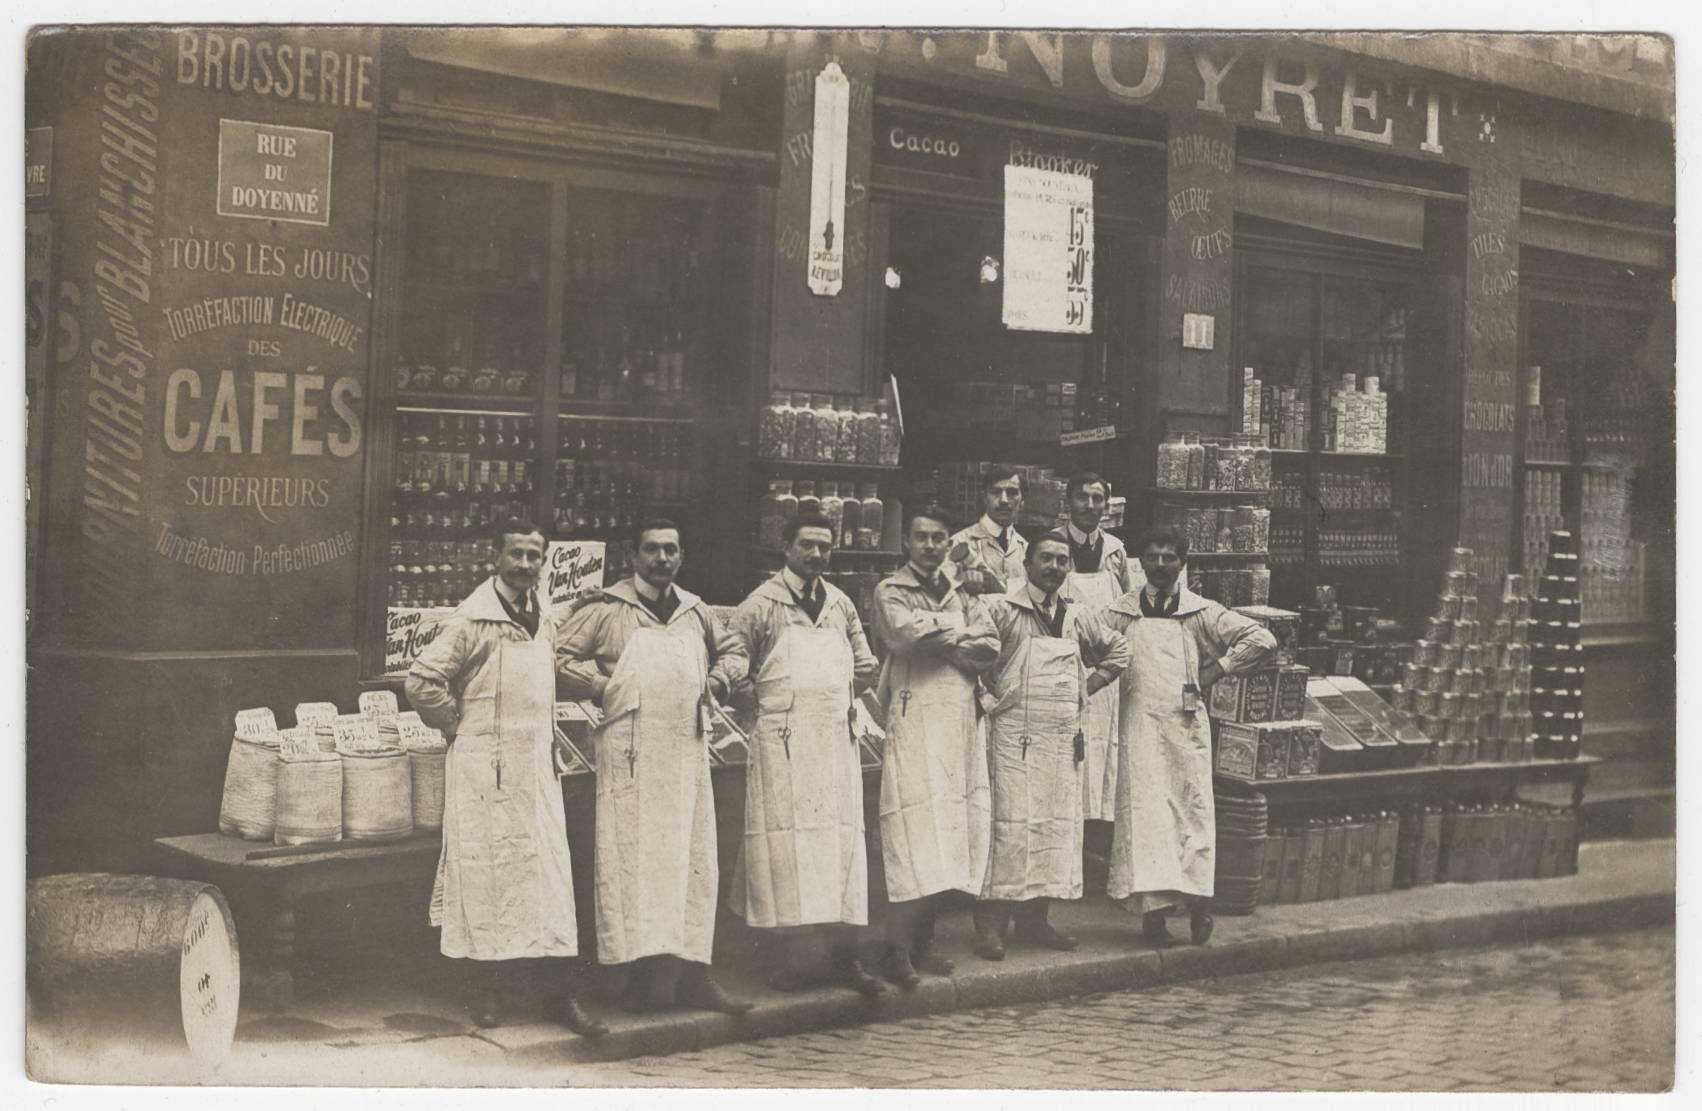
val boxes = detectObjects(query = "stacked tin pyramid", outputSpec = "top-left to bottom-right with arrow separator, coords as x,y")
1529,530 -> 1585,758
1391,547 -> 1535,764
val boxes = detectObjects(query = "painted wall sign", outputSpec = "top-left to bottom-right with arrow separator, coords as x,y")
1002,164 -> 1094,334
807,62 -> 850,296
34,27 -> 380,651
26,126 -> 52,197
216,119 -> 333,226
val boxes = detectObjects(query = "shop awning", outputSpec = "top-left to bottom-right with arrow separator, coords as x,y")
406,28 -> 726,111
1519,206 -> 1672,269
1234,161 -> 1428,251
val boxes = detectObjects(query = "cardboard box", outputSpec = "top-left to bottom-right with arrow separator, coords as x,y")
1285,722 -> 1321,777
1217,721 -> 1293,782
1260,831 -> 1287,905
1319,824 -> 1346,901
1275,665 -> 1310,720
1234,605 -> 1301,665
1372,814 -> 1400,893
1210,667 -> 1280,723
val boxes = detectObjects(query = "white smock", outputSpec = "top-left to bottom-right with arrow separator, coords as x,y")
1108,608 -> 1215,910
418,591 -> 577,960
732,624 -> 866,927
1057,548 -> 1133,821
980,630 -> 1085,901
593,622 -> 718,964
879,610 -> 992,903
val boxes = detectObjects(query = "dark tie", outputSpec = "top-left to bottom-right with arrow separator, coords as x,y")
795,578 -> 825,624
1139,590 -> 1179,619
922,572 -> 951,603
996,528 -> 1009,554
502,588 -> 540,637
1044,595 -> 1068,639
1071,534 -> 1103,573
641,588 -> 678,624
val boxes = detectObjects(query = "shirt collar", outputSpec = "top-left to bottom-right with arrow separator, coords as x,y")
780,565 -> 819,600
1067,522 -> 1102,546
1144,579 -> 1180,604
978,514 -> 1008,539
632,575 -> 672,603
906,561 -> 950,589
1026,582 -> 1057,610
493,576 -> 528,608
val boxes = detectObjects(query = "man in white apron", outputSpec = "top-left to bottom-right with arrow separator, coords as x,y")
975,537 -> 1130,960
728,513 -> 883,996
407,520 -> 606,1037
946,465 -> 1028,595
872,505 -> 1002,988
555,518 -> 752,1015
1094,524 -> 1277,946
1049,471 -> 1144,892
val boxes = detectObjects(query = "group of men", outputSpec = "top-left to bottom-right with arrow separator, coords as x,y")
406,465 -> 1276,1035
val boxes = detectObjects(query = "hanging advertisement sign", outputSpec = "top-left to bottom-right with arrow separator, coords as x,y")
384,607 -> 453,675
806,61 -> 850,296
1002,164 -> 1094,334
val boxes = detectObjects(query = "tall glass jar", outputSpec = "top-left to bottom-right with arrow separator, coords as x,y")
857,482 -> 884,551
855,401 -> 882,464
758,480 -> 791,549
840,486 -> 863,550
758,391 -> 794,460
812,395 -> 838,462
791,392 -> 819,462
876,400 -> 901,466
1184,432 -> 1207,490
834,398 -> 860,463
796,480 -> 821,519
819,481 -> 844,541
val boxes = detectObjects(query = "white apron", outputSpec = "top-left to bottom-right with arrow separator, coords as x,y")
1108,613 -> 1215,906
982,632 -> 1086,901
879,610 -> 992,902
593,623 -> 718,964
1060,566 -> 1122,821
732,625 -> 866,927
433,636 -> 578,960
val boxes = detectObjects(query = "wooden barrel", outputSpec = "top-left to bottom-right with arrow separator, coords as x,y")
1211,832 -> 1267,915
27,874 -> 241,1064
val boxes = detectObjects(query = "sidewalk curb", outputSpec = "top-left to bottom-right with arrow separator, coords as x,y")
507,886 -> 1674,1066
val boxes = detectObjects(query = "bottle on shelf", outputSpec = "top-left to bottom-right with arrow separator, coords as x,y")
857,482 -> 884,551
840,486 -> 863,551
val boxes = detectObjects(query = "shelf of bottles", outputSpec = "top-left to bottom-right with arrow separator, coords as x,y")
556,416 -> 696,583
388,411 -> 540,608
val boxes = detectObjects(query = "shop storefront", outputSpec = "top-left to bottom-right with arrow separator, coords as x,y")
26,29 -> 1673,880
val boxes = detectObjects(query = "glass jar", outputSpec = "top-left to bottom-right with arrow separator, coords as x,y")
1156,434 -> 1186,489
855,402 -> 882,464
1184,432 -> 1207,490
812,395 -> 838,462
819,481 -> 844,540
791,392 -> 819,462
758,391 -> 794,460
875,399 -> 901,467
796,480 -> 820,519
834,398 -> 860,463
840,487 -> 863,550
856,482 -> 884,551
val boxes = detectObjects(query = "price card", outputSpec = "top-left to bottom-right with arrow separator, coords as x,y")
358,690 -> 399,728
333,712 -> 380,752
234,707 -> 281,743
278,727 -> 317,757
396,710 -> 438,749
295,702 -> 339,730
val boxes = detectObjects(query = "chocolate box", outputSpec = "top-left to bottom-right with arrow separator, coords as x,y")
1213,724 -> 1259,783
1275,665 -> 1310,720
1234,604 -> 1301,665
1209,667 -> 1280,723
1284,721 -> 1321,777
1217,720 -> 1295,782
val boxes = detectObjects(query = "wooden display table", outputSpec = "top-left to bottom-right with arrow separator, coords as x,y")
153,832 -> 442,1012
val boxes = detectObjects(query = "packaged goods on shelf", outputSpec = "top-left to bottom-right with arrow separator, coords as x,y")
1215,720 -> 1323,784
1439,802 -> 1577,882
928,461 -> 1066,530
1234,605 -> 1300,665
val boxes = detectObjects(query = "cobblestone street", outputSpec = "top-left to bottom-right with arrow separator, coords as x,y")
570,926 -> 1674,1091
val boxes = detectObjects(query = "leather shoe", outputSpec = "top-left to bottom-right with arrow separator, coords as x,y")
467,987 -> 504,1029
880,946 -> 921,989
833,955 -> 887,998
913,950 -> 955,976
546,991 -> 608,1039
1015,922 -> 1079,951
1190,909 -> 1215,946
972,925 -> 1006,961
678,971 -> 753,1016
1141,910 -> 1175,947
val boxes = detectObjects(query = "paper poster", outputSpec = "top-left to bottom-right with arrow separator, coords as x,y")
358,689 -> 399,727
1002,164 -> 1094,334
332,712 -> 380,752
384,607 -> 454,675
806,61 -> 850,296
544,540 -> 607,612
294,702 -> 339,731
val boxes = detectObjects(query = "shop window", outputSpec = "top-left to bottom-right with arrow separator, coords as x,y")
377,157 -> 729,676
1518,288 -> 1673,627
1235,250 -> 1424,628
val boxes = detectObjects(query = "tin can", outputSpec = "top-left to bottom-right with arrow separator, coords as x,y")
1459,595 -> 1479,623
1402,662 -> 1426,689
1437,595 -> 1463,621
1452,619 -> 1477,647
1417,689 -> 1442,717
1448,547 -> 1475,574
1439,691 -> 1464,720
1461,644 -> 1481,670
1489,618 -> 1513,644
1438,643 -> 1463,670
1426,616 -> 1453,643
1392,686 -> 1416,712
1413,639 -> 1440,667
1453,668 -> 1477,695
1445,570 -> 1476,596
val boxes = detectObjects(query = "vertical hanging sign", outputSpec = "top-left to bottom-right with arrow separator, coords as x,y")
807,61 -> 850,296
1003,165 -> 1094,334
